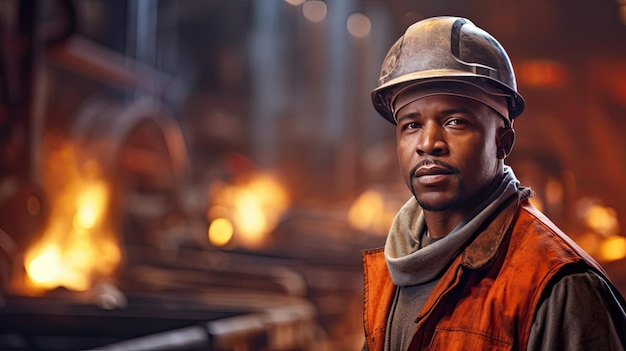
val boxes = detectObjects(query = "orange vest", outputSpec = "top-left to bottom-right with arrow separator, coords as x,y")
362,198 -> 608,351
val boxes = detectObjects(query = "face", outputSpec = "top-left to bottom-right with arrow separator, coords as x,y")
395,94 -> 512,214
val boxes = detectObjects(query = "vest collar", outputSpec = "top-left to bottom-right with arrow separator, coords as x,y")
460,195 -> 520,269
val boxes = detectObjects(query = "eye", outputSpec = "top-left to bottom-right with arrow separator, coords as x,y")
400,121 -> 420,132
445,118 -> 469,127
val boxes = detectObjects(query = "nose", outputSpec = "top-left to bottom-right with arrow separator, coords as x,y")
416,122 -> 448,156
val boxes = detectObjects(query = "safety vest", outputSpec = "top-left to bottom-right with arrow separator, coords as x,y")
362,198 -> 609,350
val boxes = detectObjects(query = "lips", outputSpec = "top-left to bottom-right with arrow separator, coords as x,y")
414,165 -> 455,178
411,161 -> 459,187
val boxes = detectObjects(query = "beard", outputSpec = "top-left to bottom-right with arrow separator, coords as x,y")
412,188 -> 463,211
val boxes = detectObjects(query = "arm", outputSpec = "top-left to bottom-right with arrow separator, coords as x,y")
527,270 -> 626,350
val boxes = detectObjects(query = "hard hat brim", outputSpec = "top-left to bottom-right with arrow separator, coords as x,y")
371,71 -> 525,125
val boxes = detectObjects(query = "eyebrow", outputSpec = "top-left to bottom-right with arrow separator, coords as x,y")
396,107 -> 474,124
396,112 -> 420,124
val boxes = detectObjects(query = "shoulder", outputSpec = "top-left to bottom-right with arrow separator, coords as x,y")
543,268 -> 625,310
512,200 -> 603,271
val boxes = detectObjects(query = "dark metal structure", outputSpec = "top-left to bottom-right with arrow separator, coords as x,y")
0,1 -> 322,350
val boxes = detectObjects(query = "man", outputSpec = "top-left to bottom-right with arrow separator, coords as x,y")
362,16 -> 626,350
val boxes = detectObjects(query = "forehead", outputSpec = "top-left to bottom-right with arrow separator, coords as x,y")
395,94 -> 494,117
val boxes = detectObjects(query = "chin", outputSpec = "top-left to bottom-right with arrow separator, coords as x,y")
414,194 -> 461,212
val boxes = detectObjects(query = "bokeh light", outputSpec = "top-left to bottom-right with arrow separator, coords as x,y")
302,1 -> 327,22
598,235 -> 626,262
208,217 -> 235,247
347,13 -> 371,38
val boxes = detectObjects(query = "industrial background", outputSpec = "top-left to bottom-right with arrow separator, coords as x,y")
0,0 -> 625,350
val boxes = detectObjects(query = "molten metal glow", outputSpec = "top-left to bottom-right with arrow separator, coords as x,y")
348,190 -> 396,234
73,183 -> 107,230
207,172 -> 289,248
27,245 -> 61,286
23,143 -> 121,293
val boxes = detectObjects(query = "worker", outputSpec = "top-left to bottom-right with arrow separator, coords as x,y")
362,16 -> 626,350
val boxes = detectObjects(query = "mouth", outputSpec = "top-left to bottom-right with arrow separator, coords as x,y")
413,165 -> 455,178
411,161 -> 458,186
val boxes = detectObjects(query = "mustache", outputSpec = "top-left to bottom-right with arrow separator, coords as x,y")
410,159 -> 460,178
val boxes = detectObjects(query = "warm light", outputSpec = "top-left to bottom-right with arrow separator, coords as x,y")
516,60 -> 567,88
207,172 -> 290,248
348,190 -> 384,231
348,189 -> 397,234
544,179 -> 564,207
347,13 -> 371,38
246,174 -> 289,218
23,142 -> 120,293
66,239 -> 96,271
598,235 -> 626,262
208,218 -> 234,246
73,182 -> 108,230
25,241 -> 91,291
98,240 -> 122,275
302,0 -> 327,22
27,245 -> 61,285
233,188 -> 267,244
585,205 -> 620,236
528,197 -> 544,213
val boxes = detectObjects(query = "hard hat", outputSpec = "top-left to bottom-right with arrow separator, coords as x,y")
371,16 -> 525,125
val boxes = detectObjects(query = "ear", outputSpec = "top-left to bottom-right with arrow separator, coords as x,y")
497,127 -> 515,159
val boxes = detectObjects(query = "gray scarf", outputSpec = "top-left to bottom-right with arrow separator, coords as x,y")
385,166 -> 522,286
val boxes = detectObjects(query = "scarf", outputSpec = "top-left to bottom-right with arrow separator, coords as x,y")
385,166 -> 524,286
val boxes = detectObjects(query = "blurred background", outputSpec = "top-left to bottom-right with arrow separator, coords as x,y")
0,0 -> 625,350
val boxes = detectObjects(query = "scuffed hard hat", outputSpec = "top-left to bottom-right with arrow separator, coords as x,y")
371,16 -> 525,125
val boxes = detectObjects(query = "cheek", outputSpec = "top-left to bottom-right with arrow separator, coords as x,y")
396,137 -> 415,160
463,140 -> 500,177
396,141 -> 413,180
483,137 -> 501,165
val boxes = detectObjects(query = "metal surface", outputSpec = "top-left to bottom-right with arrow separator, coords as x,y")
371,16 -> 525,124
0,248 -> 320,351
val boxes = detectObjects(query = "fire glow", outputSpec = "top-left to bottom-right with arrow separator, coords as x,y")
348,189 -> 397,235
207,172 -> 289,248
23,143 -> 121,293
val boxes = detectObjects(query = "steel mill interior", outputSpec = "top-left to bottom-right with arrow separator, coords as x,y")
0,0 -> 625,350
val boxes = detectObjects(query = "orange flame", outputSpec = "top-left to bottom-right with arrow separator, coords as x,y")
23,142 -> 121,293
